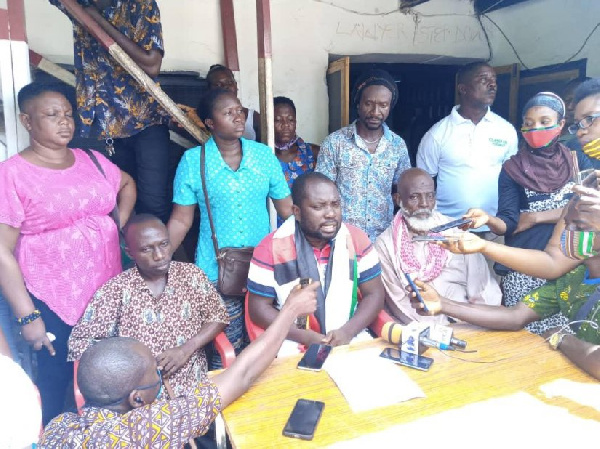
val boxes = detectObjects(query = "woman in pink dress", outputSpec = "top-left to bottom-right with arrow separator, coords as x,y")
0,83 -> 136,424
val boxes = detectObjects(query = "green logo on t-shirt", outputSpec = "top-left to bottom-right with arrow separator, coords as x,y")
489,138 -> 507,146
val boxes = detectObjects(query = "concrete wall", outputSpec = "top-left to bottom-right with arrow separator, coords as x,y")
26,0 -> 490,144
23,0 -> 600,143
487,0 -> 600,77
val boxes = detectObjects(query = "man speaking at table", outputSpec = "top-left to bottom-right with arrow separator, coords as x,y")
247,172 -> 385,355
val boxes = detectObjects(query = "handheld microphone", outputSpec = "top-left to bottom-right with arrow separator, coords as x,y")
419,336 -> 454,351
450,337 -> 467,349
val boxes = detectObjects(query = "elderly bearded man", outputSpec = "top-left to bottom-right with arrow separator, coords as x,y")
375,168 -> 501,324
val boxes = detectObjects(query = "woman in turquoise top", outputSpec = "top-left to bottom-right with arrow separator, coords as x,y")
169,89 -> 292,367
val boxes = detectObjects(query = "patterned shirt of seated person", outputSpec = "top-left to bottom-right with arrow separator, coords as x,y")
39,341 -> 222,448
68,262 -> 229,397
522,264 -> 600,344
248,218 -> 381,355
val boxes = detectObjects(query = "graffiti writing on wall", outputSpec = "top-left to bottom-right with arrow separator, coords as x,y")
335,21 -> 484,45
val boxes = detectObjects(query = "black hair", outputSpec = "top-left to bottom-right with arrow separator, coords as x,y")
456,61 -> 492,86
122,213 -> 164,243
17,82 -> 68,112
206,64 -> 234,86
196,88 -> 235,122
78,337 -> 149,407
291,172 -> 335,206
573,78 -> 600,107
351,69 -> 398,108
274,96 -> 296,114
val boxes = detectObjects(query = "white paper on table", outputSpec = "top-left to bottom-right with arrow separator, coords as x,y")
540,379 -> 600,412
323,347 -> 424,413
328,392 -> 600,448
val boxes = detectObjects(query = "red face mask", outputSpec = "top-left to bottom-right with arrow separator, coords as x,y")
521,124 -> 561,149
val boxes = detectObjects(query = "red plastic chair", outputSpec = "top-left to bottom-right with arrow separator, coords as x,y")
73,332 -> 235,414
245,291 -> 394,347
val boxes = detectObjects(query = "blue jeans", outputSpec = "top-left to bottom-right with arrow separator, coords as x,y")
111,124 -> 171,223
30,296 -> 74,426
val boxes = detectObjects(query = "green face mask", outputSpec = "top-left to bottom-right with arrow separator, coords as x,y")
560,229 -> 598,260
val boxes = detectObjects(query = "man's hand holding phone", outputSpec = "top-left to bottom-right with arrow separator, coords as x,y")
405,278 -> 443,316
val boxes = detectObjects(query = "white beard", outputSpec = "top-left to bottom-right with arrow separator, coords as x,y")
400,205 -> 437,233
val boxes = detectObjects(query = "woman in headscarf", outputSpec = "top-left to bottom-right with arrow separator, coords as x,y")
465,92 -> 573,334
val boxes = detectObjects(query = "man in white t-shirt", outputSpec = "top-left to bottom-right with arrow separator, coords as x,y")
416,62 -> 518,233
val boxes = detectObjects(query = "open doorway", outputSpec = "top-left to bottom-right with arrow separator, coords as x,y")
328,55 -> 521,166
350,61 -> 459,165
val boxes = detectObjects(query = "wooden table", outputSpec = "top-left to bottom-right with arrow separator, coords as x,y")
221,326 -> 598,448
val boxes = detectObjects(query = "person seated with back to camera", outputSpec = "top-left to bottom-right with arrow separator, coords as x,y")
68,214 -> 229,398
375,168 -> 501,325
247,172 -> 385,355
38,282 -> 319,447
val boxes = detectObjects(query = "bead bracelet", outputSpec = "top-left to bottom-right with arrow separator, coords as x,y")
16,309 -> 41,326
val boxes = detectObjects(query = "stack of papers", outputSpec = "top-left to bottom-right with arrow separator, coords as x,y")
324,348 -> 424,412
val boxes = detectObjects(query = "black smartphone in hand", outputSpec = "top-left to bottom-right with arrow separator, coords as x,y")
297,344 -> 332,371
282,399 -> 325,440
429,218 -> 472,233
404,273 -> 429,313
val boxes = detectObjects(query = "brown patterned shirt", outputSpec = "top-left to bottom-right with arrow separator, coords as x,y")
39,382 -> 221,448
68,262 -> 229,397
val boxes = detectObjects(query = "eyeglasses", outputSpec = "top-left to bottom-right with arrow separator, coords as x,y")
568,113 -> 600,134
86,369 -> 163,408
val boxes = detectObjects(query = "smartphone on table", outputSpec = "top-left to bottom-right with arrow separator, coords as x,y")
429,218 -> 472,233
282,398 -> 325,440
380,347 -> 434,371
404,273 -> 429,313
297,343 -> 332,371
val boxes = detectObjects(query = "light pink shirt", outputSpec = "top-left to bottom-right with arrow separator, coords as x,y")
0,149 -> 122,325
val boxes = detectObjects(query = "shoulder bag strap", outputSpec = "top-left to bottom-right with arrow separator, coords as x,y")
82,149 -> 121,229
82,148 -> 106,176
200,144 -> 221,257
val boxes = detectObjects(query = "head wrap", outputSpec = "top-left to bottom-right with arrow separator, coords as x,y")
522,91 -> 566,120
351,69 -> 398,108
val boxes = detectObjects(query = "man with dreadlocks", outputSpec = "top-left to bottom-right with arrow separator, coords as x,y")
316,69 -> 410,242
417,62 -> 518,238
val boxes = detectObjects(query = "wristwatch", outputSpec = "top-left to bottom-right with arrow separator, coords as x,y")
549,331 -> 566,350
